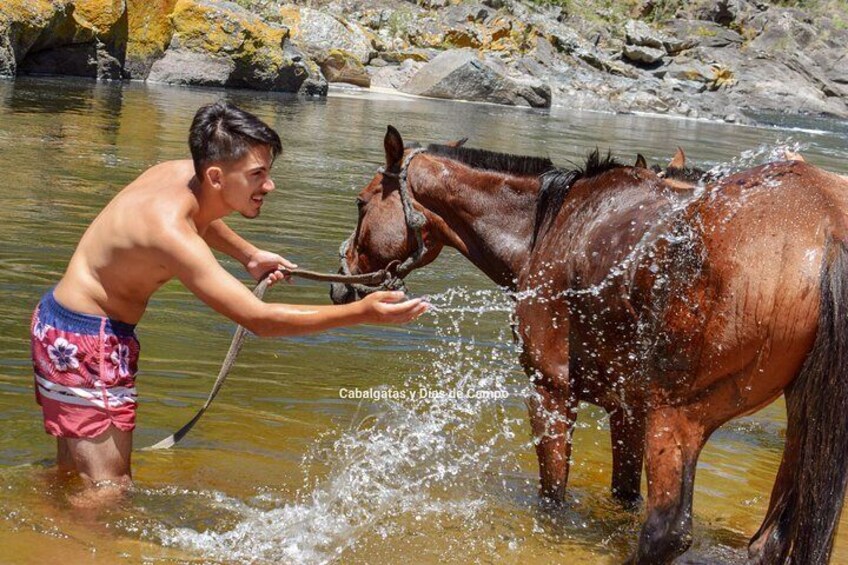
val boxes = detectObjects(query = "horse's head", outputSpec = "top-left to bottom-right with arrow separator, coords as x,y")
330,126 -> 453,304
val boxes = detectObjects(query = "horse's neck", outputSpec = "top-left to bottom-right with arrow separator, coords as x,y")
416,163 -> 538,289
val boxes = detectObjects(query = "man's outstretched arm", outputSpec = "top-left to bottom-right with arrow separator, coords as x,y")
202,219 -> 297,284
163,226 -> 427,337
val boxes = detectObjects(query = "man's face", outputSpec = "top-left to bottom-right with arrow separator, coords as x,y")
217,144 -> 276,218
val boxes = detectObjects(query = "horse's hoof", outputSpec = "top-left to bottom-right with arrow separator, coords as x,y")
612,489 -> 643,511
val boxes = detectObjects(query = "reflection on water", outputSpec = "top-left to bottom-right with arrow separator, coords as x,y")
0,76 -> 846,564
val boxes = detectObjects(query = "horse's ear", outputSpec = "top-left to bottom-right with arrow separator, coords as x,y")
669,146 -> 686,169
384,125 -> 404,169
784,149 -> 806,162
635,153 -> 648,169
446,137 -> 468,148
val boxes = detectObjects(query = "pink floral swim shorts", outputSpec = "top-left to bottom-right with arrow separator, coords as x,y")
30,290 -> 140,438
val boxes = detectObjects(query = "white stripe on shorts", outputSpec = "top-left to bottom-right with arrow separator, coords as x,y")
35,374 -> 137,408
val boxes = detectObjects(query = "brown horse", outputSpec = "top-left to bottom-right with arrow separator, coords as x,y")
331,126 -> 848,564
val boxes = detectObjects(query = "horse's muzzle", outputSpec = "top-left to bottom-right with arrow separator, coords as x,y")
329,281 -> 357,304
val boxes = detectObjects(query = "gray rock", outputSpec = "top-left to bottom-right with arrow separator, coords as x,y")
147,49 -> 234,86
624,19 -> 664,49
623,44 -> 665,64
747,9 -> 818,53
663,36 -> 698,55
814,48 -> 848,85
381,49 -> 434,63
0,34 -> 13,76
654,59 -> 713,83
401,48 -> 551,107
368,59 -> 425,90
691,0 -> 756,26
728,56 -> 848,117
277,6 -> 373,65
662,20 -> 744,49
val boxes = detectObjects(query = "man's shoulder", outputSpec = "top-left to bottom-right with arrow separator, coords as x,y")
142,159 -> 195,179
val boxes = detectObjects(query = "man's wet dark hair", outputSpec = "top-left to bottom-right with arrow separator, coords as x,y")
189,102 -> 282,178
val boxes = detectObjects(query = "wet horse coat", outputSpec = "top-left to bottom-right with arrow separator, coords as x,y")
335,127 -> 848,563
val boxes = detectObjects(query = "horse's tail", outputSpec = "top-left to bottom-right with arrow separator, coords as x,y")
787,237 -> 848,563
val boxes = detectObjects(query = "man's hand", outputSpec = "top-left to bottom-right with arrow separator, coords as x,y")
246,249 -> 298,286
358,291 -> 429,324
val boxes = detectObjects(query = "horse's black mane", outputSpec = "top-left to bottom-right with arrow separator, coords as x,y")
425,144 -> 555,177
532,149 -> 622,248
650,164 -> 715,183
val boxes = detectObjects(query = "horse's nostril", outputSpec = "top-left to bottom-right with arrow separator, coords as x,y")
329,283 -> 356,305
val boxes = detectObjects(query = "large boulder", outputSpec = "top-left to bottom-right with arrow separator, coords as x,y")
1,0 -> 127,79
274,6 -> 372,64
320,48 -> 369,87
401,48 -> 551,108
147,0 -> 326,94
0,0 -> 67,76
125,0 -> 177,78
368,58 -> 425,90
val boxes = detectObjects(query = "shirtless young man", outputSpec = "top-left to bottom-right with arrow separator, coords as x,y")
30,102 -> 427,493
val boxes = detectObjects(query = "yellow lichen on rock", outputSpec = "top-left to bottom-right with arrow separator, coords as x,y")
73,0 -> 124,33
170,0 -> 288,59
126,0 -> 177,76
274,6 -> 302,33
0,0 -> 60,25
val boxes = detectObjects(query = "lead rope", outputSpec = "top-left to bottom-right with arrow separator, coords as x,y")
144,265 -> 401,450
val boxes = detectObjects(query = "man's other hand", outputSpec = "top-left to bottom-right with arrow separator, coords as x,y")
359,291 -> 429,324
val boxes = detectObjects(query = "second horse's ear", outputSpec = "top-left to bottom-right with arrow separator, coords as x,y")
635,153 -> 648,169
384,125 -> 404,170
669,146 -> 686,169
446,137 -> 468,148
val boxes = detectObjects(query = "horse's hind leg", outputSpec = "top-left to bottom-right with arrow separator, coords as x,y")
527,383 -> 576,501
627,405 -> 706,565
609,404 -> 646,507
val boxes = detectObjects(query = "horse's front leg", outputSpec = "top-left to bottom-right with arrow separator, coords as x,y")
527,382 -> 576,501
627,405 -> 706,565
609,404 -> 646,507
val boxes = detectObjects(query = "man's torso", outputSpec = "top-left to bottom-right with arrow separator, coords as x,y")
53,160 -> 201,324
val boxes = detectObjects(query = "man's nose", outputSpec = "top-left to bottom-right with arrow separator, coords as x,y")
263,178 -> 275,193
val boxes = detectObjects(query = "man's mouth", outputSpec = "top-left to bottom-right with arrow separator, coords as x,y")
251,196 -> 263,205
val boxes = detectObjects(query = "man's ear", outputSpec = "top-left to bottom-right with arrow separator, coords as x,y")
384,125 -> 404,170
205,165 -> 224,189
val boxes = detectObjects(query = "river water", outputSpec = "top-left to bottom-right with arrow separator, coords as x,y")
1,77 -> 847,564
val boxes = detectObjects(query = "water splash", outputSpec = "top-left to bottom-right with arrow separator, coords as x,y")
704,138 -> 808,179
155,288 -> 531,564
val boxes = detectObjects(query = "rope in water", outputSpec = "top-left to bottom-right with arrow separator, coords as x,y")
144,265 -> 397,450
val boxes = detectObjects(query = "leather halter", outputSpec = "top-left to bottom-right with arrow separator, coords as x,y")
338,148 -> 429,295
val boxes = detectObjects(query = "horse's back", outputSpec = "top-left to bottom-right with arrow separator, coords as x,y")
651,161 -> 846,406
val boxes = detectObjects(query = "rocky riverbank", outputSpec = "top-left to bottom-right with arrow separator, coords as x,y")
1,0 -> 846,123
